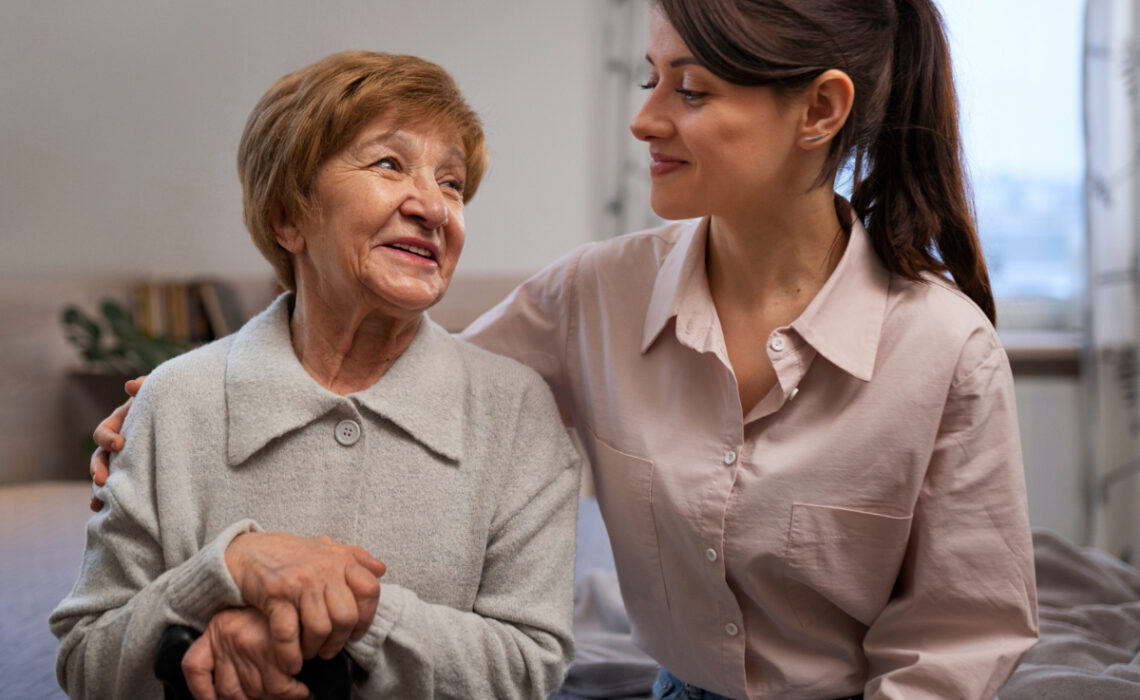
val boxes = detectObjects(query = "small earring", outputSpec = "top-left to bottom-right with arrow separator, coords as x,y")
804,133 -> 829,143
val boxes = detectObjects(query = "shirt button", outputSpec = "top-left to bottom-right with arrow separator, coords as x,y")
724,622 -> 739,637
335,419 -> 361,446
769,335 -> 786,352
705,548 -> 718,562
723,449 -> 737,466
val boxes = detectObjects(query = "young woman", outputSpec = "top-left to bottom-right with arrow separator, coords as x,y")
93,1 -> 1037,698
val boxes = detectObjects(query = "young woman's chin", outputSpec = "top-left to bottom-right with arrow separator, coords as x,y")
649,194 -> 703,223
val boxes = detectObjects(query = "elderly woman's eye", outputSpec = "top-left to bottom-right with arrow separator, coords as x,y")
373,156 -> 399,170
442,178 -> 465,194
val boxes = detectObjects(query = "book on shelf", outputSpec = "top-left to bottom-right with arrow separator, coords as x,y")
130,279 -> 245,342
195,280 -> 245,338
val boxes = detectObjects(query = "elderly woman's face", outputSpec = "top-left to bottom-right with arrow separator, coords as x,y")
286,113 -> 468,317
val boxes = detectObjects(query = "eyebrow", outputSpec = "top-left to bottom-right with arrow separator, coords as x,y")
356,130 -> 466,164
358,129 -> 405,149
644,55 -> 702,68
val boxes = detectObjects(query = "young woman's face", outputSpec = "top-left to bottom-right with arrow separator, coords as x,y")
630,9 -> 803,222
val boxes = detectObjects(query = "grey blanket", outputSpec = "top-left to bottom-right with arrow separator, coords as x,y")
998,529 -> 1140,699
557,497 -> 657,700
558,570 -> 657,699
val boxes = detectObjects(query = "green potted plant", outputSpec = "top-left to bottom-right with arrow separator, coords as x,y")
61,299 -> 195,375
60,299 -> 197,467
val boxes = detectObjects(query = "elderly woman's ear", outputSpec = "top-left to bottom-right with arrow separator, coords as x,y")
270,206 -> 305,254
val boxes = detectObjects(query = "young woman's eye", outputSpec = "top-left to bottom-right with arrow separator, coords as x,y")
638,81 -> 658,91
676,89 -> 709,102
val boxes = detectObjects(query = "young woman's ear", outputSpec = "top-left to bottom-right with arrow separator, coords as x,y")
269,206 -> 305,254
798,69 -> 855,148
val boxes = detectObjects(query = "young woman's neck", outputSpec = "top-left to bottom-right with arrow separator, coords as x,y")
706,186 -> 846,313
288,282 -> 421,396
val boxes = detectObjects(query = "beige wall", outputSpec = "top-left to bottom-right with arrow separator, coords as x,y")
1017,376 -> 1086,544
0,0 -> 607,284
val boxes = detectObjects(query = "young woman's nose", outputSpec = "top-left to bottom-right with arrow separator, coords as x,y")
630,88 -> 671,142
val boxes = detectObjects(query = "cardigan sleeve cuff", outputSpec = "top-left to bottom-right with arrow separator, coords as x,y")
166,518 -> 262,626
344,582 -> 413,668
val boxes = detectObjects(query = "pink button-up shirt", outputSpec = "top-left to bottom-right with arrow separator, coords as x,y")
462,216 -> 1037,699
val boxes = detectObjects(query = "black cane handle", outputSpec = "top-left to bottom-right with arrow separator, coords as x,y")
154,624 -> 352,700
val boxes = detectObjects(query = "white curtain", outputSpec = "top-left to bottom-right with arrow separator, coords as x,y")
599,0 -> 656,239
1084,0 -> 1140,559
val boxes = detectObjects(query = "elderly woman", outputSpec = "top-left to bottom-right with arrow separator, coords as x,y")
50,51 -> 580,700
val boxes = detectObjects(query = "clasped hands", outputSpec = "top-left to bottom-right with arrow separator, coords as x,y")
184,529 -> 386,700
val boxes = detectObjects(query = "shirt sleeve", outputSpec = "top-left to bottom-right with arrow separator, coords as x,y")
862,335 -> 1039,699
345,377 -> 582,698
458,244 -> 590,418
48,383 -> 257,700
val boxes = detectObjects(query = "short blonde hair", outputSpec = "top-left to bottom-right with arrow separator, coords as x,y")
237,51 -> 488,291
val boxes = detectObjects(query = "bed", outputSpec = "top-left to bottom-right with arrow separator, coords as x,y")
4,481 -> 1138,700
1,481 -> 91,700
996,529 -> 1140,699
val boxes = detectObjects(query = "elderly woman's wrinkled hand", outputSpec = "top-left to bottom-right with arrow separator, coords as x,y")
183,607 -> 311,700
224,532 -> 386,671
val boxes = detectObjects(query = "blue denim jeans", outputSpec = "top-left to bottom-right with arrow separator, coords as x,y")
652,669 -> 736,700
651,668 -> 864,700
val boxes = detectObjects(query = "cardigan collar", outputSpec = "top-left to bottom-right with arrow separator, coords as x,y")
225,294 -> 466,466
641,212 -> 889,382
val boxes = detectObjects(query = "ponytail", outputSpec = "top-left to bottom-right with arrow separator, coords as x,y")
850,0 -> 996,324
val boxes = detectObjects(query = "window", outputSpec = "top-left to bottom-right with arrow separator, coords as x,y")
941,0 -> 1086,330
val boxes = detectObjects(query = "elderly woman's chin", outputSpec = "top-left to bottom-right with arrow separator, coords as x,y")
355,251 -> 458,316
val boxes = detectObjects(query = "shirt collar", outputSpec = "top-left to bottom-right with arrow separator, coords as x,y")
226,294 -> 466,466
789,217 -> 889,381
642,218 -> 710,354
639,214 -> 889,381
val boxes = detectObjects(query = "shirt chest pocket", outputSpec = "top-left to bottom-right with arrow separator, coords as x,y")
783,503 -> 913,627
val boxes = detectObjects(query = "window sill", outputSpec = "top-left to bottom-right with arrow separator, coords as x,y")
1000,330 -> 1083,377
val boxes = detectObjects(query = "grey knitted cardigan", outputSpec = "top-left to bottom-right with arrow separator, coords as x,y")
50,294 -> 581,699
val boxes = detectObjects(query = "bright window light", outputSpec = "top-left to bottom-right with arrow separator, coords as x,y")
940,0 -> 1086,329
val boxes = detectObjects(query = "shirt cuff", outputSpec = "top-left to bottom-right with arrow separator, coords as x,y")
166,518 -> 261,626
344,582 -> 412,668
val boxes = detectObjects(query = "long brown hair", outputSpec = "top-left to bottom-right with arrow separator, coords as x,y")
656,0 -> 996,324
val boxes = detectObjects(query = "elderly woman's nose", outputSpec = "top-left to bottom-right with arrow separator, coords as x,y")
400,176 -> 450,230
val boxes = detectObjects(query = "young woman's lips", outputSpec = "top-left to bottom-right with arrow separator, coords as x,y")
649,154 -> 686,177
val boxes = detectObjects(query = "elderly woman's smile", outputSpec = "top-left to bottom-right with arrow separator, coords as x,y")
274,114 -> 468,319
